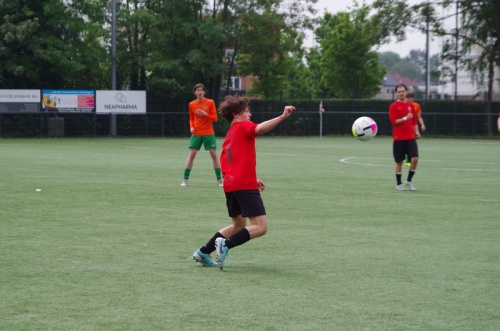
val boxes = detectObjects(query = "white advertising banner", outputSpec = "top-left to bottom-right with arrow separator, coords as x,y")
0,89 -> 41,112
96,90 -> 146,114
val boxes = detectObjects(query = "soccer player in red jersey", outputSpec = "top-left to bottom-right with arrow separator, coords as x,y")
192,95 -> 295,269
389,84 -> 421,191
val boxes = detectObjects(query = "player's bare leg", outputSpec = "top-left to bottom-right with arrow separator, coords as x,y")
246,215 -> 268,239
185,148 -> 197,169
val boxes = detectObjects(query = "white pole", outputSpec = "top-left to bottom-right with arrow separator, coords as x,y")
319,100 -> 324,138
320,112 -> 323,138
110,0 -> 117,136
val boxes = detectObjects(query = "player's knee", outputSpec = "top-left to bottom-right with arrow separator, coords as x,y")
258,224 -> 268,236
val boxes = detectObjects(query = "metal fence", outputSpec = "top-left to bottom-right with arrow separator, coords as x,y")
0,111 -> 498,138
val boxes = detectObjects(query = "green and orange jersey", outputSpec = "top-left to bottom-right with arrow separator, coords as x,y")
188,98 -> 217,136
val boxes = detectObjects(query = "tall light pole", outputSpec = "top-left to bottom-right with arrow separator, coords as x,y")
110,0 -> 117,136
425,0 -> 430,106
454,0 -> 459,103
453,0 -> 459,136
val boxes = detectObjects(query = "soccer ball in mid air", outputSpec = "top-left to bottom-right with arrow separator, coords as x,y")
352,116 -> 377,141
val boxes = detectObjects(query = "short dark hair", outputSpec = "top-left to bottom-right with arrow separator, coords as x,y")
395,84 -> 407,92
406,91 -> 415,98
193,83 -> 205,92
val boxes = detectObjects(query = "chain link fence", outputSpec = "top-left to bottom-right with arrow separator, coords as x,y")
0,111 -> 498,138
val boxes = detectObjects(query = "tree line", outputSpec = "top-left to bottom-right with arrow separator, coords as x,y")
1,0 -> 499,104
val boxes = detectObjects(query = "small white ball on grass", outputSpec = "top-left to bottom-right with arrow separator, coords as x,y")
36,188 -> 42,192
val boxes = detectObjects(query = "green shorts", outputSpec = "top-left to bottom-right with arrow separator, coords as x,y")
189,135 -> 217,151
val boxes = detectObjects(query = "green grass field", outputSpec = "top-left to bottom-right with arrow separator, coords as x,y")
1,137 -> 499,330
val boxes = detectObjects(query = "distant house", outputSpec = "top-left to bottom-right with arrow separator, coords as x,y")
374,73 -> 446,100
221,75 -> 253,96
437,45 -> 500,101
221,48 -> 253,96
374,73 -> 417,100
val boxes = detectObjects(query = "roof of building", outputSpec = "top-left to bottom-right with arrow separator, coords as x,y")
384,73 -> 417,87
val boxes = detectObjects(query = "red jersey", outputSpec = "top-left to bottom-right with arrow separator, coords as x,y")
220,120 -> 259,192
188,98 -> 217,136
389,100 -> 417,141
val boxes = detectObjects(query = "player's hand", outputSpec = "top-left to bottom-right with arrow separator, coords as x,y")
257,179 -> 266,192
406,112 -> 414,119
282,106 -> 295,118
415,132 -> 421,139
190,127 -> 194,134
196,109 -> 207,117
421,124 -> 426,132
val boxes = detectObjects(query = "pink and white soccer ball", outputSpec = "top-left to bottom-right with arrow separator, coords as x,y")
352,116 -> 377,141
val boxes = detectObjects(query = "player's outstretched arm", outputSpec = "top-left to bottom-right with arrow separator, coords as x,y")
255,106 -> 295,136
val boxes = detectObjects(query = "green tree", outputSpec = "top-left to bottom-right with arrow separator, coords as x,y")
301,47 -> 328,99
453,0 -> 500,133
407,49 -> 426,69
221,0 -> 316,99
0,0 -> 109,89
429,53 -> 441,85
440,0 -> 500,101
389,60 -> 422,81
120,0 -> 316,101
284,53 -> 315,100
379,51 -> 402,68
319,7 -> 386,99
236,6 -> 297,99
372,0 -> 500,132
405,49 -> 440,83
134,0 -> 226,98
0,0 -> 318,101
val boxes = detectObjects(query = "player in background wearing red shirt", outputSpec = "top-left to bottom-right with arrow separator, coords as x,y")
404,91 -> 426,167
389,84 -> 421,191
181,83 -> 222,187
192,95 -> 295,270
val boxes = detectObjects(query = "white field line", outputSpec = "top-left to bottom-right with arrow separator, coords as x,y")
340,157 -> 500,172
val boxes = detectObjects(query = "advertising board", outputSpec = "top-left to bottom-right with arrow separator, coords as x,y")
42,89 -> 95,113
0,89 -> 41,112
96,90 -> 146,114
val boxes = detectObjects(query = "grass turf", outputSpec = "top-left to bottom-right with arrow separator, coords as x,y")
1,137 -> 499,330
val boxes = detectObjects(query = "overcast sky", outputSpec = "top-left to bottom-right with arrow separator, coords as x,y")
309,0 -> 453,58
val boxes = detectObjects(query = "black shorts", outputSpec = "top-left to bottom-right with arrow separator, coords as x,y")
393,139 -> 418,162
225,190 -> 266,218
